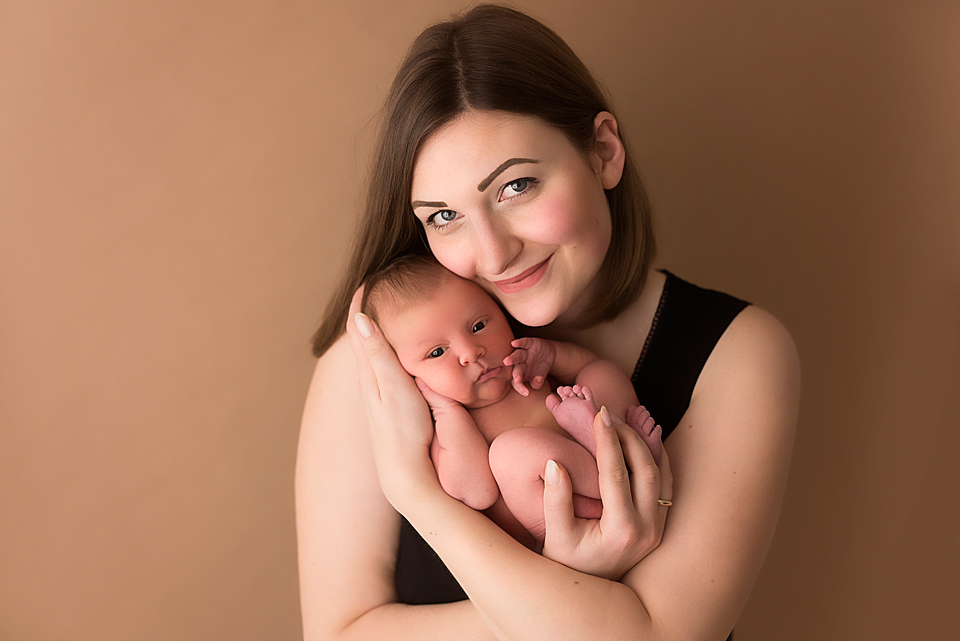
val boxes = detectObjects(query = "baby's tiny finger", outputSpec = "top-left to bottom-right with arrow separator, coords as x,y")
504,349 -> 526,366
534,362 -> 551,386
512,367 -> 529,396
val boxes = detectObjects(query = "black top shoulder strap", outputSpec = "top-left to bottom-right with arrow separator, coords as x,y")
631,270 -> 749,439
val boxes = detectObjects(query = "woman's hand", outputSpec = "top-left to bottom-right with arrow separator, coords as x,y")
346,288 -> 442,511
541,406 -> 673,580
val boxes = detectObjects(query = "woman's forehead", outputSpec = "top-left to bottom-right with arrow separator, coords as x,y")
412,111 -> 564,187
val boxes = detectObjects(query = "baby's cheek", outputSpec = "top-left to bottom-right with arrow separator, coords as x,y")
398,358 -> 426,382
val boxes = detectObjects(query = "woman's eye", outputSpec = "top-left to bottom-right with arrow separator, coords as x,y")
425,209 -> 460,229
428,347 -> 447,358
500,177 -> 535,200
472,320 -> 486,333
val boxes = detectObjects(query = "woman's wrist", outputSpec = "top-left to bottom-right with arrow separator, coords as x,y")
376,452 -> 447,513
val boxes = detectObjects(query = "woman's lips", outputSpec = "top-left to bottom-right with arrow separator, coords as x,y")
492,256 -> 551,295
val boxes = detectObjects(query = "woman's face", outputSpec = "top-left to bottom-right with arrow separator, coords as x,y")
410,111 -> 617,328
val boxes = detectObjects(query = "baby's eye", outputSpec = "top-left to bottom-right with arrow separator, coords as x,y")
427,347 -> 447,359
472,320 -> 486,333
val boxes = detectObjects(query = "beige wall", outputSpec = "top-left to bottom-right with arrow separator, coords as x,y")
2,1 -> 957,639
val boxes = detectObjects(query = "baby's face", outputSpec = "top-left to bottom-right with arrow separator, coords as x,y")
381,276 -> 515,409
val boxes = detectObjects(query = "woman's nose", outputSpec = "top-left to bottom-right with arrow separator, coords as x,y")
471,213 -> 521,277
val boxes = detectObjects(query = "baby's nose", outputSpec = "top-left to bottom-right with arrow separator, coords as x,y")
459,342 -> 485,365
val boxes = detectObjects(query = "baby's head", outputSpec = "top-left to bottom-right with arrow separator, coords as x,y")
363,255 -> 515,408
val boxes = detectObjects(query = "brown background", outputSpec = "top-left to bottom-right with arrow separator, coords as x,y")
2,1 -> 957,639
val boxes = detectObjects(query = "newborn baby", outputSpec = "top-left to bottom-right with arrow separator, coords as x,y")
362,255 -> 662,547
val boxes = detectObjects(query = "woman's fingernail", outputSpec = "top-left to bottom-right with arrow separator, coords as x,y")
355,312 -> 374,338
545,460 -> 560,485
600,405 -> 613,428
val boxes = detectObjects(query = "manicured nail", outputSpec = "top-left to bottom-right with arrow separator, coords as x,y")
545,460 -> 560,485
600,405 -> 613,428
355,312 -> 374,338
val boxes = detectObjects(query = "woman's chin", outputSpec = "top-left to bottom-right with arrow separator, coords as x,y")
501,301 -> 560,328
513,301 -> 589,330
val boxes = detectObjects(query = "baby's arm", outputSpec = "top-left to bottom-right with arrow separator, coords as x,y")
504,338 -> 605,393
503,337 -> 592,395
414,378 -> 500,511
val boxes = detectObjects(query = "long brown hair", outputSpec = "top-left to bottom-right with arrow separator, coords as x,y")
312,4 -> 655,357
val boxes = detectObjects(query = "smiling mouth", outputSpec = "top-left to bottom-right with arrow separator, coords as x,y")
492,256 -> 552,295
476,366 -> 503,383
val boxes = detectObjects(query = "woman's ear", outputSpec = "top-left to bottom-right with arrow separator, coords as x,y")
593,111 -> 625,190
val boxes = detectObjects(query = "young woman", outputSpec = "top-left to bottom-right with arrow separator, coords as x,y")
296,5 -> 799,641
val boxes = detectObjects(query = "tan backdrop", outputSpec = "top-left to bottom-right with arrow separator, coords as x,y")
2,1 -> 957,639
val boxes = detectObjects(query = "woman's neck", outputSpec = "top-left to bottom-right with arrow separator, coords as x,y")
531,269 -> 666,377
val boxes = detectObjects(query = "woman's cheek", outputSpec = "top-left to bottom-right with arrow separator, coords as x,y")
531,198 -> 575,242
428,240 -> 474,281
532,194 -> 599,246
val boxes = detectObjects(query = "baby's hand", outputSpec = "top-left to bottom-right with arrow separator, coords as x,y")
503,337 -> 556,396
414,378 -> 460,413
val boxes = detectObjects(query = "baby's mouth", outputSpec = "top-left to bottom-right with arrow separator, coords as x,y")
476,366 -> 503,383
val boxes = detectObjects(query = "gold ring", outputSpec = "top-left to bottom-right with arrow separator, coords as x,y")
657,499 -> 673,507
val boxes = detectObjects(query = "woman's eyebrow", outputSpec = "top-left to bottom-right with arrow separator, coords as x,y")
411,200 -> 447,210
477,158 -> 539,192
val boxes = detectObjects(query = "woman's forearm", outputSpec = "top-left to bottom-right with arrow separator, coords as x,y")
335,600 -> 498,641
401,488 -> 654,641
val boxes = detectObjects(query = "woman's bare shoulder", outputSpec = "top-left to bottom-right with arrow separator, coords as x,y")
713,304 -> 800,378
298,333 -> 376,473
296,332 -> 399,640
678,304 -> 800,476
306,332 -> 359,401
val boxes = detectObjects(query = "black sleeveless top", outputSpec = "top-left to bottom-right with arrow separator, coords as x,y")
394,271 -> 750,633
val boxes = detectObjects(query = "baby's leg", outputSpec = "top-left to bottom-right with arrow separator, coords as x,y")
489,427 -> 602,544
547,384 -> 663,466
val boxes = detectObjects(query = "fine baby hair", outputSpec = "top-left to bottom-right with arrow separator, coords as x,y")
360,253 -> 461,326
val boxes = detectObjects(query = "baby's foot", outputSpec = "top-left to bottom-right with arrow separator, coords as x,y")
625,405 -> 663,467
546,385 -> 600,456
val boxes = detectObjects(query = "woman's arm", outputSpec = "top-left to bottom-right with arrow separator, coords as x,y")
349,300 -> 797,641
618,305 -> 800,639
295,335 -> 497,641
